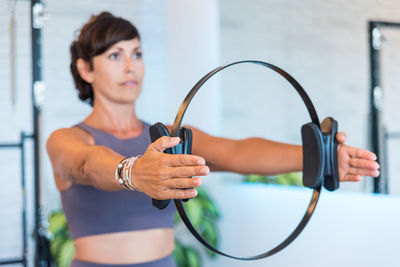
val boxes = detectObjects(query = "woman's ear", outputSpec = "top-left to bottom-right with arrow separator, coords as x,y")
76,58 -> 94,83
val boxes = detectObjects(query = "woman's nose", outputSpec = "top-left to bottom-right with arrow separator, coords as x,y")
124,57 -> 135,73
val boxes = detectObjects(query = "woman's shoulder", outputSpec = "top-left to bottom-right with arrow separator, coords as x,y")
47,125 -> 95,148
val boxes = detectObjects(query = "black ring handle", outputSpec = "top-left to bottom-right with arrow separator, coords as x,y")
171,60 -> 322,260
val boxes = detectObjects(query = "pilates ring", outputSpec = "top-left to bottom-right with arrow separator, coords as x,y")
154,60 -> 339,260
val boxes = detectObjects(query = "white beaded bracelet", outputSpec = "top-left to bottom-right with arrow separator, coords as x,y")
115,155 -> 141,191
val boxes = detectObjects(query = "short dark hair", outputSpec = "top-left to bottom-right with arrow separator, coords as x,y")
70,12 -> 140,106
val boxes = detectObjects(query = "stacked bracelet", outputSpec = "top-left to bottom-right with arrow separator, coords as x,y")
115,155 -> 141,191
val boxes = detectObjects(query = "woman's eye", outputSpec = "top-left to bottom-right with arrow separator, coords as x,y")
133,52 -> 142,60
109,52 -> 120,60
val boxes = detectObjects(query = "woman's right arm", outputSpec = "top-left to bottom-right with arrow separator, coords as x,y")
46,127 -> 124,191
46,127 -> 208,198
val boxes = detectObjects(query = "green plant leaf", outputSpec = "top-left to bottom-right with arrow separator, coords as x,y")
175,187 -> 221,265
244,172 -> 302,186
196,190 -> 219,220
276,172 -> 302,186
185,246 -> 201,267
184,198 -> 203,227
57,239 -> 75,267
199,188 -> 215,203
50,237 -> 65,260
200,218 -> 218,258
275,175 -> 291,185
48,212 -> 68,237
201,199 -> 220,219
173,240 -> 186,267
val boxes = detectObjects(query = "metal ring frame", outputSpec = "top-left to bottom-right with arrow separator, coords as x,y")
170,60 -> 322,260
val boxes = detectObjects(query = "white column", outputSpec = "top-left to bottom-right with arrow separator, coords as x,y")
164,0 -> 220,135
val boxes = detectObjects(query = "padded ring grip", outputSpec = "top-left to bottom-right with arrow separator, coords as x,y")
301,118 -> 340,191
302,123 -> 324,188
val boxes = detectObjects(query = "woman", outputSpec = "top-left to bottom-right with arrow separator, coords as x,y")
46,12 -> 379,267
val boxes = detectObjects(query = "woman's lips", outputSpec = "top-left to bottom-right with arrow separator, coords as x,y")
120,80 -> 138,86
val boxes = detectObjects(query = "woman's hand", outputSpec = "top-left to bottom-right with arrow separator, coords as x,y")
336,132 -> 380,182
131,136 -> 209,200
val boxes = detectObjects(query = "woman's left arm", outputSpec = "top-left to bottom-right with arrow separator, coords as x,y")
190,127 -> 379,181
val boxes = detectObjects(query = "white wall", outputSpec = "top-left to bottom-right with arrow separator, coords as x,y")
218,0 -> 400,193
165,0 -> 220,134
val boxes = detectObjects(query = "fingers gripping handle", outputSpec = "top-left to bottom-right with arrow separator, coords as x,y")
149,123 -> 193,210
149,123 -> 172,209
320,117 -> 339,191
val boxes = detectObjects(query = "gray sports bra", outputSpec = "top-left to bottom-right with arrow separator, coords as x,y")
60,121 -> 176,240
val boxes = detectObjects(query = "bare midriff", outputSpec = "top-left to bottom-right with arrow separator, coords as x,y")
73,228 -> 174,264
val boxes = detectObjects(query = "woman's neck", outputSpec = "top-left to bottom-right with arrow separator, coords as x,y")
84,98 -> 143,139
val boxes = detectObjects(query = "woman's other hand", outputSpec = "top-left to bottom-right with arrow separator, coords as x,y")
336,132 -> 380,182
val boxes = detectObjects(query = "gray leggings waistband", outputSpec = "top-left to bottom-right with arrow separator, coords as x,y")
70,254 -> 176,267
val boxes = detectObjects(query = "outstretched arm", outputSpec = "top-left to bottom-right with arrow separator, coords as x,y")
190,127 -> 379,181
47,127 -> 208,198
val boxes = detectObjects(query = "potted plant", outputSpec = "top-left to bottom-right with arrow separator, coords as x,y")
244,172 -> 302,186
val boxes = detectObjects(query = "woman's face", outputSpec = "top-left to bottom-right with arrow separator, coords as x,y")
90,38 -> 144,105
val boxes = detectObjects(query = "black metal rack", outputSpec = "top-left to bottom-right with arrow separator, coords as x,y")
383,130 -> 400,194
368,21 -> 400,194
31,0 -> 52,266
0,133 -> 31,266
